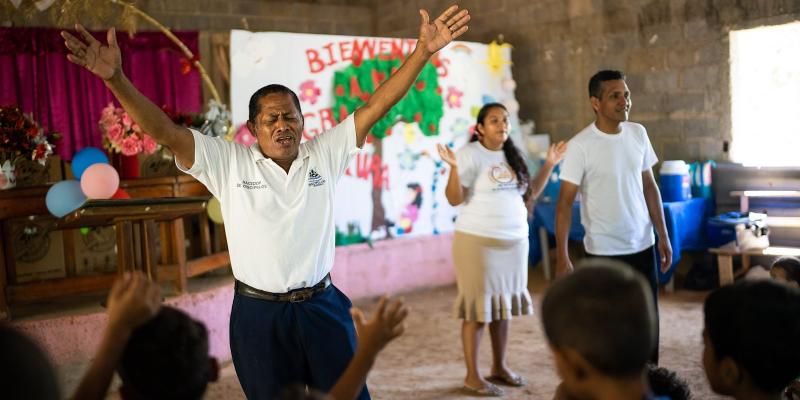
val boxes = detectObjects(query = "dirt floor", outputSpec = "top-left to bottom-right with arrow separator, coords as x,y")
200,268 -> 725,400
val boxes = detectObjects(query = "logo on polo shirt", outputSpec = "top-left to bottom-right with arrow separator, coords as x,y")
308,169 -> 326,187
236,179 -> 269,190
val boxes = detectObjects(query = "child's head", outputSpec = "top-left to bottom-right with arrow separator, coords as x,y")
770,256 -> 800,288
118,306 -> 218,400
703,280 -> 800,398
541,259 -> 657,399
0,324 -> 61,400
646,364 -> 691,400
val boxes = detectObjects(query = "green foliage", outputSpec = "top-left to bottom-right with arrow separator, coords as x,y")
332,55 -> 443,140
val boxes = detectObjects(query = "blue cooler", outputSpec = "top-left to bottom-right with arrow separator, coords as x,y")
660,160 -> 691,202
707,212 -> 749,247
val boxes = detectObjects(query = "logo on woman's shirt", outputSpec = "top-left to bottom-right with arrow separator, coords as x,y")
488,163 -> 518,190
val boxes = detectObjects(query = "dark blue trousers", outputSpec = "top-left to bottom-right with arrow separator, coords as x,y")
230,284 -> 370,400
586,245 -> 660,364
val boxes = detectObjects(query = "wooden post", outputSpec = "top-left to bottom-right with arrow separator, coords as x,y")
140,220 -> 159,281
0,223 -> 9,320
170,219 -> 188,293
717,254 -> 734,286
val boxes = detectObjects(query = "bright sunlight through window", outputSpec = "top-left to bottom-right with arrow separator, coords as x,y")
730,21 -> 800,167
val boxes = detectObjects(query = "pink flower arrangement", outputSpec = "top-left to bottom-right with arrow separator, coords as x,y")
99,103 -> 158,156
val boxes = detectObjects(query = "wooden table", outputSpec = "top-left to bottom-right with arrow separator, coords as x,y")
710,242 -> 800,285
730,190 -> 800,213
0,176 -> 231,320
55,197 -> 209,283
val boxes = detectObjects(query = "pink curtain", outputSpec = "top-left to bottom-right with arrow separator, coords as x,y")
0,28 -> 201,160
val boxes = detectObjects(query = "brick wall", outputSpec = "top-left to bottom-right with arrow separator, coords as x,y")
375,0 -> 800,162
7,0 -> 800,161
5,0 -> 375,35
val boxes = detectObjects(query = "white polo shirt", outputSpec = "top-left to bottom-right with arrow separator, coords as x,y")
176,114 -> 358,293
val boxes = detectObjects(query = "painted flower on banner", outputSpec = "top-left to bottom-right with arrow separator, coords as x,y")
482,40 -> 513,75
299,80 -> 321,105
450,117 -> 470,137
234,124 -> 257,147
99,103 -> 158,156
403,123 -> 417,145
398,148 -> 421,171
446,87 -> 464,108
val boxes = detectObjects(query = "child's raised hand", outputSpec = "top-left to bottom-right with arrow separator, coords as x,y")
106,272 -> 161,335
351,295 -> 408,355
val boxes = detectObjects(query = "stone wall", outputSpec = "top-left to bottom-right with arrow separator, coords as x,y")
375,0 -> 800,162
6,0 -> 800,161
3,0 -> 374,35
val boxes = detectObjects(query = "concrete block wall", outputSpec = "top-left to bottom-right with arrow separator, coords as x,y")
374,0 -> 800,163
4,0 -> 375,35
6,0 -> 800,162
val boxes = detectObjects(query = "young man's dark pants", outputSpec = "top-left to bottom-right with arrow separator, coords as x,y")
230,283 -> 370,400
587,245 -> 660,364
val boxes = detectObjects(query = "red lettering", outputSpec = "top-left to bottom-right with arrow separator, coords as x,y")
318,108 -> 335,131
354,153 -> 370,179
345,153 -> 389,189
306,49 -> 325,73
353,39 -> 376,60
338,104 -> 349,122
378,39 -> 391,56
390,39 -> 405,60
323,42 -> 336,66
370,154 -> 389,189
371,69 -> 386,90
339,40 -> 352,62
302,128 -> 317,141
438,57 -> 450,77
302,112 -> 318,140
349,76 -> 364,99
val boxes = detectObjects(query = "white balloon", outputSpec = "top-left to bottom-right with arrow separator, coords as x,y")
503,98 -> 520,114
502,78 -> 517,92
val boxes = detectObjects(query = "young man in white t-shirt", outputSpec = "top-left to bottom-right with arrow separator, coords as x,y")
555,70 -> 672,364
61,6 -> 470,398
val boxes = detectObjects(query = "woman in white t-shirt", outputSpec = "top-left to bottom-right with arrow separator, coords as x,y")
437,103 -> 566,396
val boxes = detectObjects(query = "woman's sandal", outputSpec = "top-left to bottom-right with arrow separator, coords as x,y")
461,382 -> 505,397
487,373 -> 528,387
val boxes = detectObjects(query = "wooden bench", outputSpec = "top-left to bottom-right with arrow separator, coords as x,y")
709,243 -> 800,285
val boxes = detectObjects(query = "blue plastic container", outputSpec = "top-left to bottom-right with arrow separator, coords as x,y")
660,160 -> 691,202
707,212 -> 750,247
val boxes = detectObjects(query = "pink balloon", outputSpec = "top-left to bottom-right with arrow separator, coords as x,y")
80,163 -> 120,199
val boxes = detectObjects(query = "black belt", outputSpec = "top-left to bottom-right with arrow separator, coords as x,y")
235,274 -> 331,302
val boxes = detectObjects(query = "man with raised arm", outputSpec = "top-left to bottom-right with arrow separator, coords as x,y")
61,6 -> 469,399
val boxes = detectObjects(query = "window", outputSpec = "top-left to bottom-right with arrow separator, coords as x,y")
730,22 -> 800,167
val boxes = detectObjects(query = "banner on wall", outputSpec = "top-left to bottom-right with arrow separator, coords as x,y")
230,31 -> 521,240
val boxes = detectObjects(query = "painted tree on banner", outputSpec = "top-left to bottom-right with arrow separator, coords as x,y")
332,54 -> 443,237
